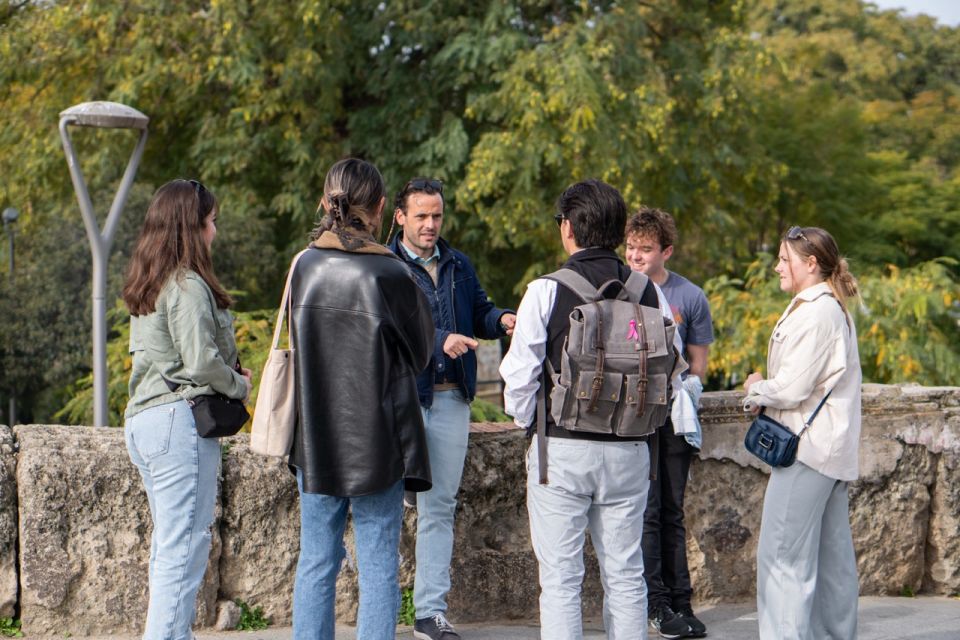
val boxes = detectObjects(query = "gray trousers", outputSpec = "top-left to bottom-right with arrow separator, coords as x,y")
757,462 -> 859,640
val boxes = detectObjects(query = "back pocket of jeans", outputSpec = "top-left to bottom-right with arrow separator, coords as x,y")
139,405 -> 177,460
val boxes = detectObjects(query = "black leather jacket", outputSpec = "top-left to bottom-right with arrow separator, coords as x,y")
288,231 -> 434,496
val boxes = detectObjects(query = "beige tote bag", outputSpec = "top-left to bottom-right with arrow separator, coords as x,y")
250,250 -> 307,457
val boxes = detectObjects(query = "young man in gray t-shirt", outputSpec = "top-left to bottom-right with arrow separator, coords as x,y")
626,207 -> 714,639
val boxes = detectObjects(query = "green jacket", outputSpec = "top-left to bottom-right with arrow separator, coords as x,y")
125,271 -> 246,419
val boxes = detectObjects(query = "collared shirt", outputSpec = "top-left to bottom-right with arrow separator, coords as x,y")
399,241 -> 440,286
743,282 -> 862,481
499,276 -> 682,429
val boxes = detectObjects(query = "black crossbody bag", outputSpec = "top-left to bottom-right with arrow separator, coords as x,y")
744,390 -> 832,467
163,361 -> 249,438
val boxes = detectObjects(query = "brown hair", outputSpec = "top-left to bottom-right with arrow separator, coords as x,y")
122,179 -> 232,316
310,158 -> 386,240
625,206 -> 677,249
783,226 -> 859,311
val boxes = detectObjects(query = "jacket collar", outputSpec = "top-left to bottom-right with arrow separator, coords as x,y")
793,281 -> 833,303
390,233 -> 454,266
313,229 -> 396,257
562,247 -> 622,267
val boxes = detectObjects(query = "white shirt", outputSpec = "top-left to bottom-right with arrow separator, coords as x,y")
500,277 -> 681,429
744,282 -> 862,481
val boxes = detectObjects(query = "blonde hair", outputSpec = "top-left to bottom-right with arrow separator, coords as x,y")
784,226 -> 859,312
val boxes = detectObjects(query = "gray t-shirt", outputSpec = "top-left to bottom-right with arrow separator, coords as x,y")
660,271 -> 714,353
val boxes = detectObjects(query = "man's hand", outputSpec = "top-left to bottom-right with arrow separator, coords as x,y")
500,313 -> 517,336
444,333 -> 479,359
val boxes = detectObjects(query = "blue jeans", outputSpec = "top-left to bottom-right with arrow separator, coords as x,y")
293,472 -> 403,640
125,400 -> 220,640
414,389 -> 471,618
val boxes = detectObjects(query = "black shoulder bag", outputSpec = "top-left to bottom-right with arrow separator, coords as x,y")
743,390 -> 832,468
163,360 -> 250,438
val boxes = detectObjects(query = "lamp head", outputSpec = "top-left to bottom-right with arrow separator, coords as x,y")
1,208 -> 18,224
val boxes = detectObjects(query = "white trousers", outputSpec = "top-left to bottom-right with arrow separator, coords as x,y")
527,435 -> 650,640
757,461 -> 859,640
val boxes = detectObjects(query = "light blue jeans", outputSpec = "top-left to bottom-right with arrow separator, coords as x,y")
125,399 -> 220,640
293,472 -> 403,640
527,435 -> 650,640
414,389 -> 471,619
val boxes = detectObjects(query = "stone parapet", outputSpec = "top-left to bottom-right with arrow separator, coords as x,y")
2,383 -> 958,634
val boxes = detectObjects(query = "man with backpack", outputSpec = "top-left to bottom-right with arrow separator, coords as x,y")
500,179 -> 684,640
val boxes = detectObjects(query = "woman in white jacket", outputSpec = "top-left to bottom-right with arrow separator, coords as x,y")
743,226 -> 862,640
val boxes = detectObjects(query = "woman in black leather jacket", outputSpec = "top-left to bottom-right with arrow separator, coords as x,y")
288,158 -> 433,640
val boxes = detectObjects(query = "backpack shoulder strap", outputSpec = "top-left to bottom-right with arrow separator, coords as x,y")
621,271 -> 649,302
543,268 -> 600,303
621,271 -> 661,308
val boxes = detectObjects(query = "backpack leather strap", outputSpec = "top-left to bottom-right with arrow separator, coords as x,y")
634,303 -> 649,416
536,370 -> 549,484
588,301 -> 606,411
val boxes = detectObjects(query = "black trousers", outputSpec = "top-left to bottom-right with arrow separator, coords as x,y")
642,419 -> 695,611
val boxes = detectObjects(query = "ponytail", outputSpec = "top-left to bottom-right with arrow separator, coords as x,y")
827,257 -> 859,313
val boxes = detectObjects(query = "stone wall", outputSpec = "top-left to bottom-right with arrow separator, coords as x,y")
1,383 -> 957,635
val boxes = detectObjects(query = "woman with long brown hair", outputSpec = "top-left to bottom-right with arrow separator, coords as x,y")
743,226 -> 862,640
122,179 -> 251,640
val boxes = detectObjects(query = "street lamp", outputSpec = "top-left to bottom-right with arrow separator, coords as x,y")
2,207 -> 17,426
59,101 -> 149,427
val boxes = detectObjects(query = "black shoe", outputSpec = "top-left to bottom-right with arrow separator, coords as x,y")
649,604 -> 692,639
404,490 -> 417,509
676,605 -> 707,638
413,613 -> 461,640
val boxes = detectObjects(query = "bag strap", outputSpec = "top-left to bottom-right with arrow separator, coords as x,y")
761,389 -> 834,437
543,268 -> 600,303
621,271 -> 650,303
271,249 -> 310,350
801,389 -> 833,430
536,369 -> 549,485
634,303 -> 649,416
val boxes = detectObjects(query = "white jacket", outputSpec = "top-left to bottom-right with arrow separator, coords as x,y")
744,282 -> 862,481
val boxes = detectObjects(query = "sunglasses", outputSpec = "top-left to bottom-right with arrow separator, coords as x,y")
554,213 -> 565,227
403,178 -> 443,195
786,225 -> 808,242
188,179 -> 207,195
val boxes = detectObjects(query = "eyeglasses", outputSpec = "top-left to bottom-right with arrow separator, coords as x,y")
554,213 -> 565,227
403,178 -> 443,195
786,226 -> 808,242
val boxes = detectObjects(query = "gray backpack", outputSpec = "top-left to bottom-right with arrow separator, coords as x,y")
535,268 -> 686,483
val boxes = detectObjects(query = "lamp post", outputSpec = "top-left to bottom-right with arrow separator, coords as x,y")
59,101 -> 149,427
2,207 -> 17,426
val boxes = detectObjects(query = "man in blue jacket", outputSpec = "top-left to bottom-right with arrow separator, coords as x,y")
390,177 -> 515,640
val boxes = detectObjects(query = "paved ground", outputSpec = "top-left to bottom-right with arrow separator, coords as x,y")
97,595 -> 953,640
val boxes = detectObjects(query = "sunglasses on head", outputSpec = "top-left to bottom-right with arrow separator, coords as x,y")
786,225 -> 808,242
188,179 -> 207,195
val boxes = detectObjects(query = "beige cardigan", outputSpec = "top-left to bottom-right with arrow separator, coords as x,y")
744,282 -> 862,481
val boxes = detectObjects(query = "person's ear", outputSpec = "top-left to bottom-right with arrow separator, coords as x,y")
663,245 -> 674,261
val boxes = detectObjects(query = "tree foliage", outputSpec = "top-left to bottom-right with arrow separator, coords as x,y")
0,0 -> 958,422
706,257 -> 960,388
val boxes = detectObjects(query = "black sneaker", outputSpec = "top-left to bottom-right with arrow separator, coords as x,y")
676,605 -> 707,638
404,490 -> 417,509
413,613 -> 461,640
649,604 -> 692,639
